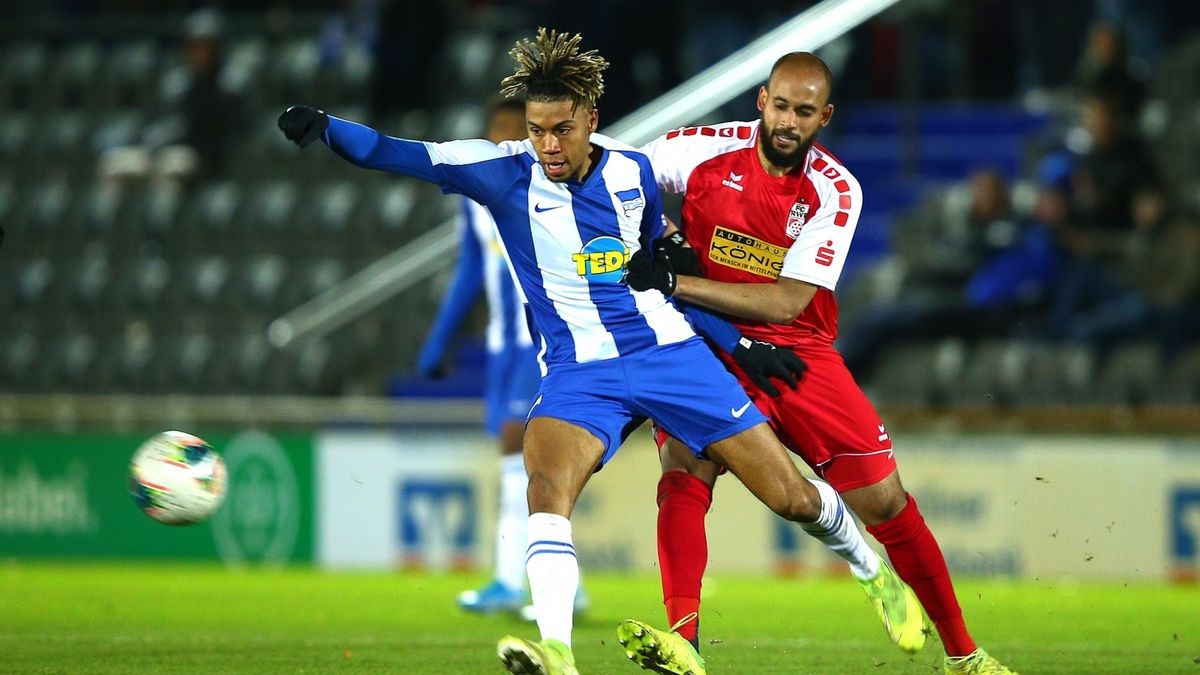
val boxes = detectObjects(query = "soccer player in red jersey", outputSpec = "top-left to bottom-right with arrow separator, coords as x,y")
622,52 -> 1018,675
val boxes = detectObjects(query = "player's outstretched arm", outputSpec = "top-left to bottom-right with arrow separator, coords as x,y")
679,302 -> 806,397
277,105 -> 442,184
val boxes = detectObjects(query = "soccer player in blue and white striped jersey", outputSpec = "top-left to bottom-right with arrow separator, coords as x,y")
280,27 -> 876,675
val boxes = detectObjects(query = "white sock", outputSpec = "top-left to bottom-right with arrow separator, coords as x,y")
801,479 -> 881,580
526,512 -> 577,647
496,453 -> 529,591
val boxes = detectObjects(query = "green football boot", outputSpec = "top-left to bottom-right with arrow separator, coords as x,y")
616,614 -> 706,675
944,648 -> 1019,674
859,562 -> 927,654
497,636 -> 578,675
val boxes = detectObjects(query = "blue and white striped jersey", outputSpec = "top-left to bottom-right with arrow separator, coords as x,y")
464,199 -> 532,352
324,116 -> 697,367
419,198 -> 532,360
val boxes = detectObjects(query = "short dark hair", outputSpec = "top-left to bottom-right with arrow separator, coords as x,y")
499,27 -> 609,110
768,52 -> 834,96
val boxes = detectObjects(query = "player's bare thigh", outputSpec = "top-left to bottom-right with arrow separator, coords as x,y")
659,435 -> 721,488
704,422 -> 821,522
523,417 -> 606,517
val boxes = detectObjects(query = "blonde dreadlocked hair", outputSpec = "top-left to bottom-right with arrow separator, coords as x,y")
499,27 -> 608,110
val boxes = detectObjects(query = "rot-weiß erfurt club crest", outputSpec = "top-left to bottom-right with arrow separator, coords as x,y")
785,200 -> 810,239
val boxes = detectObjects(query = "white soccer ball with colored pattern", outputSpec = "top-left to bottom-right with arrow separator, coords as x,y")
129,431 -> 227,525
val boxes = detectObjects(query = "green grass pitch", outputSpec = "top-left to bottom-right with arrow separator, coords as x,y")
1,563 -> 1196,673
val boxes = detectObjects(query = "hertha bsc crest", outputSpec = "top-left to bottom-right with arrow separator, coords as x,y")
786,201 -> 810,239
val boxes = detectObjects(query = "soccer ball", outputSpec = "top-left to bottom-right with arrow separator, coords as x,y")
129,430 -> 227,525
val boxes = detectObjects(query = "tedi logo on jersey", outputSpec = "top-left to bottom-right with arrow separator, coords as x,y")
572,236 -> 629,283
786,201 -> 810,239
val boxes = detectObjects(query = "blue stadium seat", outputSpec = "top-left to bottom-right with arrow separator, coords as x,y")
0,40 -> 49,111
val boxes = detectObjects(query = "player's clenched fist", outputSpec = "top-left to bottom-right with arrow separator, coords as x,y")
278,105 -> 329,148
624,246 -> 677,296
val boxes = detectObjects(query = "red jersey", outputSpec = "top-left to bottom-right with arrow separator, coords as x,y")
640,121 -> 863,347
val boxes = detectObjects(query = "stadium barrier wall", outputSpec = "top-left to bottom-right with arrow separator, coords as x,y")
0,430 -> 314,565
314,427 -> 1200,582
5,427 -> 1200,582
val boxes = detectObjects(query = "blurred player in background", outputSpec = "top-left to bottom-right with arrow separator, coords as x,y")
413,96 -> 547,616
280,28 -> 870,675
624,52 -> 1018,675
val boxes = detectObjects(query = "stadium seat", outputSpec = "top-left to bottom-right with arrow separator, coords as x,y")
0,327 -> 39,388
68,241 -> 112,309
1014,342 -> 1097,405
136,181 -> 185,237
1091,342 -> 1164,406
1156,346 -> 1200,405
864,342 -> 940,406
53,328 -> 100,389
101,40 -> 161,110
0,111 -> 34,160
957,340 -> 1033,407
243,179 -> 299,235
0,40 -> 49,112
46,41 -> 103,110
24,179 -> 73,238
16,257 -> 56,307
79,183 -> 125,236
242,254 -> 288,308
131,255 -> 172,309
187,254 -> 232,306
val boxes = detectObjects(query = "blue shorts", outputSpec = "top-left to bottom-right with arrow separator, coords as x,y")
485,343 -> 542,436
528,337 -> 767,468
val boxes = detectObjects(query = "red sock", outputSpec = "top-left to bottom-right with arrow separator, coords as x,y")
657,471 -> 711,644
866,494 -> 976,657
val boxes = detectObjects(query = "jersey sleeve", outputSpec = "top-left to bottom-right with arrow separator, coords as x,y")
677,301 -> 740,354
639,121 -> 757,195
323,116 -> 526,205
638,157 -> 667,246
779,166 -> 863,291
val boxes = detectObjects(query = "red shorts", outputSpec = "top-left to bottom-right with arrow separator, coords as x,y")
655,342 -> 895,492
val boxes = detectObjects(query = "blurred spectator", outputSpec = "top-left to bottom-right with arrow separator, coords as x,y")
1051,215 -> 1200,357
1068,89 -> 1165,237
840,169 -> 1058,377
1075,21 -> 1148,120
98,8 -> 246,184
1041,89 -> 1169,351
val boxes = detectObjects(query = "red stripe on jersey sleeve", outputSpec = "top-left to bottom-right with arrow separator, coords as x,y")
834,211 -> 850,227
700,126 -> 716,136
839,194 -> 852,209
666,129 -> 681,139
834,179 -> 850,193
737,126 -> 752,139
811,157 -> 828,171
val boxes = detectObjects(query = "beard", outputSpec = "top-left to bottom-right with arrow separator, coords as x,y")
758,117 -> 814,169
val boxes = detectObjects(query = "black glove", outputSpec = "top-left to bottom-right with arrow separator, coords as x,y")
624,246 -> 676,296
731,337 -> 807,397
653,231 -> 701,277
278,105 -> 329,148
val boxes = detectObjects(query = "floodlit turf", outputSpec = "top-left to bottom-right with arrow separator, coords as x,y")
0,562 -> 1196,674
